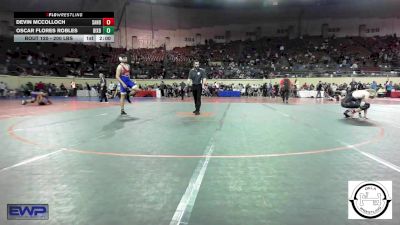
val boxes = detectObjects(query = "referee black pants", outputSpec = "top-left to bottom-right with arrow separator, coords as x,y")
281,89 -> 290,102
192,84 -> 202,112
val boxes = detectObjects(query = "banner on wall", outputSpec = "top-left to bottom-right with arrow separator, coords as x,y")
63,57 -> 81,62
209,61 -> 222,66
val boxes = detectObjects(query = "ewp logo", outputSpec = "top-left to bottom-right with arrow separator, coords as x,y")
7,204 -> 49,220
348,181 -> 392,219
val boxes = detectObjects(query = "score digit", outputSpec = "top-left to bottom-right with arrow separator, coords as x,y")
102,18 -> 114,26
103,26 -> 114,34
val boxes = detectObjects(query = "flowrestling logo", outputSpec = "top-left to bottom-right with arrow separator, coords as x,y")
348,181 -> 392,219
7,204 -> 49,220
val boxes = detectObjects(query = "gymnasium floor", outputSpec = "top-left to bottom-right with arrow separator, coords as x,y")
0,97 -> 399,225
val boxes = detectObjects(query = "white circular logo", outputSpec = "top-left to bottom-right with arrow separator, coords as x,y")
349,181 -> 391,219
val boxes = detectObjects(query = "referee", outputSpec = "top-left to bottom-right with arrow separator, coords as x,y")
279,74 -> 291,104
187,60 -> 206,115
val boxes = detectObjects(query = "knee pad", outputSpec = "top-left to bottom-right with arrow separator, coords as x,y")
360,102 -> 370,110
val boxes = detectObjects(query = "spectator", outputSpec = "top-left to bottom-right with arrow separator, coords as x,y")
273,82 -> 279,97
99,73 -> 108,102
316,81 -> 323,98
179,81 -> 186,100
86,82 -> 91,97
60,83 -> 68,97
160,81 -> 166,97
0,81 -> 7,97
1,36 -> 400,79
385,81 -> 393,97
71,78 -> 77,97
371,81 -> 378,91
349,78 -> 358,92
36,81 -> 45,91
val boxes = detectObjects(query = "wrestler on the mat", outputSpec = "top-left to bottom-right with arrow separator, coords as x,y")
21,90 -> 52,106
115,54 -> 140,115
341,89 -> 376,119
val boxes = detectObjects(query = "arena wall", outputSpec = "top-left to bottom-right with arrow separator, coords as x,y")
116,17 -> 400,49
2,1 -> 400,49
114,2 -> 400,49
1,75 -> 399,90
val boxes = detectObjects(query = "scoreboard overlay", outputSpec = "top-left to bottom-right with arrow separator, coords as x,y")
14,12 -> 114,43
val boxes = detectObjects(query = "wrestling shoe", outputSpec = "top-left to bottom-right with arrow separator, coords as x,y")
344,110 -> 351,118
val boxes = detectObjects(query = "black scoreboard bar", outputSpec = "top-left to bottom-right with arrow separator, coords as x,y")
15,27 -> 104,34
14,12 -> 114,43
14,12 -> 114,18
15,19 -> 108,26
